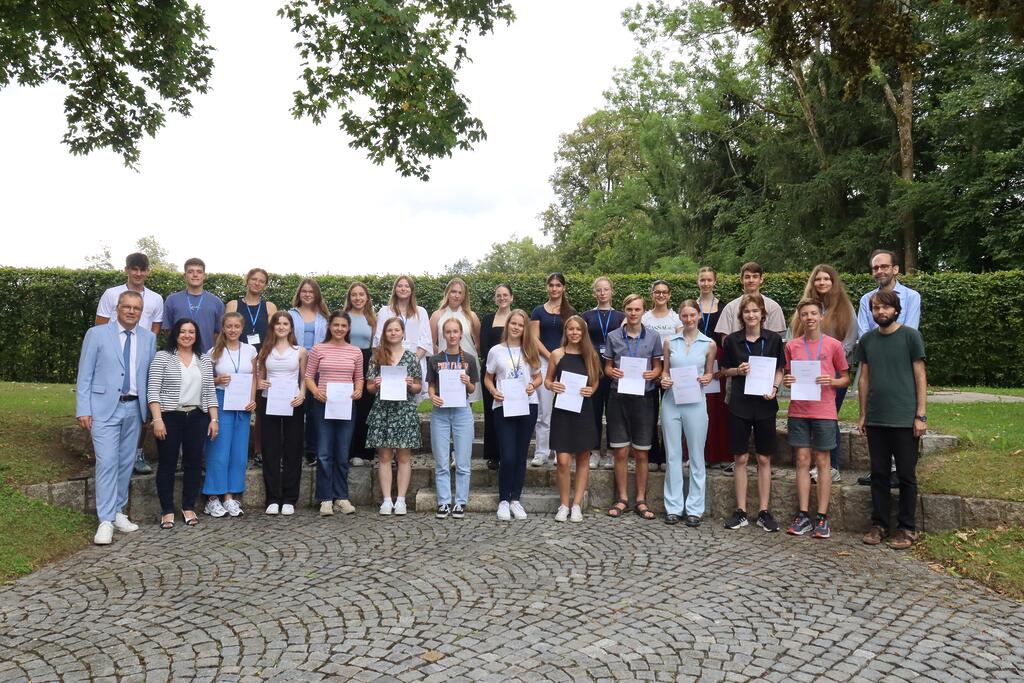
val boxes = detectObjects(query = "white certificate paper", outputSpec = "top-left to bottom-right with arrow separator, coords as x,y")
790,360 -> 822,401
265,382 -> 295,416
223,374 -> 253,411
499,376 -> 529,417
743,356 -> 776,396
554,370 -> 588,413
439,368 -> 467,408
617,356 -> 647,396
703,359 -> 721,395
670,366 -> 701,405
380,365 -> 408,401
325,382 -> 353,420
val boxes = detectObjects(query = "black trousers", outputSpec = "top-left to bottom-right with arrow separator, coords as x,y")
259,397 -> 305,506
351,348 -> 375,459
867,426 -> 918,531
156,409 -> 209,514
647,386 -> 664,465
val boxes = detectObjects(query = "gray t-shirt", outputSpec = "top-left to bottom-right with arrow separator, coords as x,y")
426,351 -> 480,389
601,325 -> 663,393
715,294 -> 787,336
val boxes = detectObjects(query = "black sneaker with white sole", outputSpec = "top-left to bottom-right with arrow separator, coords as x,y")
724,508 -> 748,529
451,504 -> 465,519
757,509 -> 780,532
436,503 -> 451,519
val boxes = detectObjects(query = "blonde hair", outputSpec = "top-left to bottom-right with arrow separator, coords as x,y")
373,317 -> 405,367
438,277 -> 472,315
560,315 -> 601,384
500,309 -> 540,370
592,276 -> 613,290
387,275 -> 420,318
211,312 -> 244,364
344,281 -> 376,332
291,278 -> 330,318
791,264 -> 855,340
622,294 -> 646,310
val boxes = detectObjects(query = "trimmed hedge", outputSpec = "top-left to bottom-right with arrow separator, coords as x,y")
1,267 -> 1021,386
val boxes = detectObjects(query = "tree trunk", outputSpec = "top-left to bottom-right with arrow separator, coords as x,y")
880,63 -> 917,272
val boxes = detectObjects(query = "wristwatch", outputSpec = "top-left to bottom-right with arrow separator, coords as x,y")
916,414 -> 927,422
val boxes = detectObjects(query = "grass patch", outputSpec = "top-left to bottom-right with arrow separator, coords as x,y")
916,527 -> 1024,601
0,483 -> 93,583
0,382 -> 89,486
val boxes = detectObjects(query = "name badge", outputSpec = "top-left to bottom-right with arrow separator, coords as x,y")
247,334 -> 261,345
598,345 -> 606,356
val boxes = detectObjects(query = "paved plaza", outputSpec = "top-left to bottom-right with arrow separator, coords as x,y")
1,511 -> 1022,682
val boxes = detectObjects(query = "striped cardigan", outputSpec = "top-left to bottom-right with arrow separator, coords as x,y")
147,350 -> 217,412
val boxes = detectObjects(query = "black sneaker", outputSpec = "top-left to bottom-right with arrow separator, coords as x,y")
757,509 -> 780,532
133,450 -> 152,475
889,471 -> 900,489
436,503 -> 451,519
684,515 -> 702,527
857,474 -> 871,486
724,508 -> 748,529
252,452 -> 263,468
486,459 -> 499,471
304,453 -> 316,467
722,462 -> 736,476
451,504 -> 466,519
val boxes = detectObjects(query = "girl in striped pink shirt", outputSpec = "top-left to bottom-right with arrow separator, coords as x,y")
305,311 -> 365,516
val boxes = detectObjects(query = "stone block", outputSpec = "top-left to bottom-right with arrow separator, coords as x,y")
586,469 -> 615,511
21,482 -> 50,504
61,425 -> 93,456
962,497 -> 1024,527
847,432 -> 870,471
128,474 -> 162,523
919,494 -> 963,532
299,467 -> 315,507
840,484 -> 874,533
244,470 -> 266,508
347,467 -> 374,507
920,433 -> 959,456
50,479 -> 86,511
83,477 -> 97,514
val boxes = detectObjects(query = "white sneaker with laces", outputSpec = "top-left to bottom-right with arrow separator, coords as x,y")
510,501 -> 528,520
204,497 -> 227,517
554,505 -> 569,522
265,504 -> 280,515
334,499 -> 356,514
281,504 -> 295,515
319,501 -> 334,516
831,467 -> 841,482
379,499 -> 394,515
546,451 -> 556,466
113,512 -> 138,533
350,457 -> 367,467
589,451 -> 600,469
570,505 -> 583,522
393,499 -> 407,515
809,466 -> 819,483
94,522 -> 114,545
530,453 -> 545,467
600,454 -> 614,470
496,500 -> 511,521
224,499 -> 243,517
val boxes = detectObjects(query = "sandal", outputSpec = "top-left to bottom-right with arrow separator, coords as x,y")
159,516 -> 175,530
634,500 -> 656,520
182,510 -> 199,526
607,499 -> 629,518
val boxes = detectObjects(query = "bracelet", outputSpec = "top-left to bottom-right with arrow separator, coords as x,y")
210,418 -> 219,423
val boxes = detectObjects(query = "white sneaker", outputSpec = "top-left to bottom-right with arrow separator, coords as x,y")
831,467 -> 841,482
554,505 -> 569,522
530,453 -> 546,467
224,499 -> 243,517
496,500 -> 511,521
113,512 -> 138,533
810,466 -> 819,483
334,499 -> 356,514
265,504 -> 280,515
319,501 -> 334,516
281,504 -> 295,516
570,505 -> 583,522
546,451 -> 556,466
510,501 -> 528,520
379,499 -> 394,516
350,457 -> 367,467
600,454 -> 614,470
94,522 -> 114,545
204,497 -> 227,517
589,451 -> 600,469
393,499 -> 407,515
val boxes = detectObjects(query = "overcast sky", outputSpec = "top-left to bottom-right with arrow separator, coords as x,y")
0,1 -> 637,276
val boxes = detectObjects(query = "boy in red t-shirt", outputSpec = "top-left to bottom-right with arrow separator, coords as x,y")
783,299 -> 851,538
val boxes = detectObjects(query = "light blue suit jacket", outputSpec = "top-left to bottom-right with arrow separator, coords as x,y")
76,321 -> 157,422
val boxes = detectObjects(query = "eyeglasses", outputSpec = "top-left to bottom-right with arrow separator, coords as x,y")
653,290 -> 670,296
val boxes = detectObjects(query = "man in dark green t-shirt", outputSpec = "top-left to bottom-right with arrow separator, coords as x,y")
855,290 -> 927,550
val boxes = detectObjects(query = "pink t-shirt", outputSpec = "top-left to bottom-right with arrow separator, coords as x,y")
785,335 -> 849,420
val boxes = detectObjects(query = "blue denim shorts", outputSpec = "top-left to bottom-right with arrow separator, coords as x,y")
787,417 -> 837,451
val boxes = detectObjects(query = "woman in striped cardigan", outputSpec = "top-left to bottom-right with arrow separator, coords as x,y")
148,319 -> 219,529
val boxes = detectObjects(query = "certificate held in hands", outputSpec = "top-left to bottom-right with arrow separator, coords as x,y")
617,356 -> 647,396
743,356 -> 776,396
223,374 -> 253,411
500,376 -> 529,417
790,360 -> 822,401
325,382 -> 353,420
266,382 -> 296,416
670,366 -> 701,405
439,369 -> 467,408
380,365 -> 408,401
554,371 -> 587,413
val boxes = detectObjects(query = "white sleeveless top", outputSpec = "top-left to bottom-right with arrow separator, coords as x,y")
262,345 -> 301,398
436,307 -> 481,401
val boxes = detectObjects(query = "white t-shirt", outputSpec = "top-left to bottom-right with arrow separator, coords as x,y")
642,310 -> 681,340
208,343 -> 258,377
97,285 -> 164,332
485,344 -> 540,409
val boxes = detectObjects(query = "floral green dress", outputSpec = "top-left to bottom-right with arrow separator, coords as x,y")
365,350 -> 422,449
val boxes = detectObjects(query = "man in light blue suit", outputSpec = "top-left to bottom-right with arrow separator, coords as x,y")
76,291 -> 157,545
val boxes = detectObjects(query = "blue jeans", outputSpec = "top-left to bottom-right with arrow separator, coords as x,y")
314,400 -> 354,502
493,404 -> 539,502
661,397 -> 708,517
431,406 -> 475,506
831,387 -> 847,470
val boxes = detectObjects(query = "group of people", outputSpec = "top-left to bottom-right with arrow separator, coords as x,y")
76,250 -> 926,551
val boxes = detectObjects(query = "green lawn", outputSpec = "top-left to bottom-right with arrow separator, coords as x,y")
0,382 -> 87,486
0,484 -> 93,583
917,527 -> 1024,601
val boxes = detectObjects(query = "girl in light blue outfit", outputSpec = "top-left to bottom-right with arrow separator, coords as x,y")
659,299 -> 717,526
289,278 -> 330,464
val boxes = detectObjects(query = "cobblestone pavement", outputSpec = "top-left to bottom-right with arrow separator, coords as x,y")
1,511 -> 1022,682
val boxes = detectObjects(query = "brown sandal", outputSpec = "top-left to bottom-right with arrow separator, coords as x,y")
634,500 -> 656,520
607,499 -> 629,518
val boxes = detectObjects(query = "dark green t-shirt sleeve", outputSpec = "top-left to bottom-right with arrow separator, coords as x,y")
908,328 -> 926,361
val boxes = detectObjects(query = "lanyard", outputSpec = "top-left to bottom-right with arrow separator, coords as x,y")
226,345 -> 241,373
623,326 -> 645,358
698,297 -> 715,336
803,336 -> 823,361
244,299 -> 263,331
744,338 -> 765,357
596,309 -> 613,341
506,344 -> 522,378
187,292 -> 205,316
444,351 -> 462,369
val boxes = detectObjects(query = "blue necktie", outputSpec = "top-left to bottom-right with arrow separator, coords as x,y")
122,330 -> 132,395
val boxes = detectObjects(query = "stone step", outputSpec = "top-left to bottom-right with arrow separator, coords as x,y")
414,487 -> 586,514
